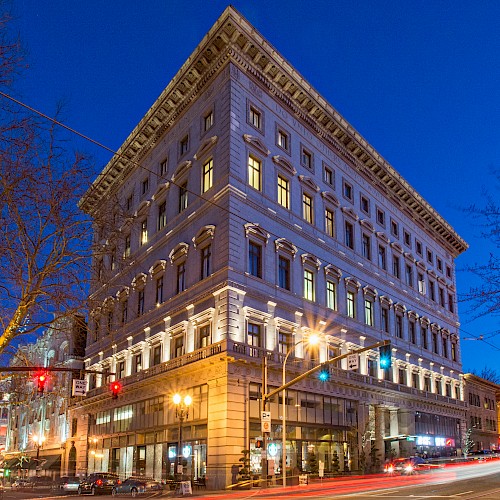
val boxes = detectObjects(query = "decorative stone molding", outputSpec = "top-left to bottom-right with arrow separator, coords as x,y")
324,264 -> 342,280
115,286 -> 130,301
321,191 -> 340,207
192,224 -> 216,248
344,277 -> 361,290
359,219 -> 375,233
131,272 -> 148,290
394,302 -> 407,314
341,206 -> 359,221
149,259 -> 167,277
244,222 -> 269,244
134,200 -> 151,217
243,306 -> 272,323
379,295 -> 393,307
172,160 -> 192,182
169,242 -> 190,263
298,175 -> 320,192
416,260 -> 427,271
274,237 -> 297,256
243,134 -> 270,156
363,285 -> 378,298
376,231 -> 390,244
272,155 -> 296,176
194,135 -> 218,160
390,241 -> 403,254
301,253 -> 321,269
152,182 -> 169,200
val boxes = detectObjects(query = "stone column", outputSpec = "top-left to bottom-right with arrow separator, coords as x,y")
374,405 -> 385,469
389,409 -> 399,457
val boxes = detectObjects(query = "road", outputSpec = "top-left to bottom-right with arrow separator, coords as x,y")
4,460 -> 500,499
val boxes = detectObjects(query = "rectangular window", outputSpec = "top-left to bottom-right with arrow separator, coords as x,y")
199,325 -> 211,348
204,111 -> 213,132
446,265 -> 452,278
126,194 -> 133,211
117,361 -> 125,379
151,345 -> 161,366
179,182 -> 188,212
247,323 -> 261,357
302,193 -> 313,223
121,299 -> 128,325
124,234 -> 131,258
362,234 -> 371,260
424,377 -> 431,392
155,276 -> 164,305
343,180 -> 353,201
323,165 -> 334,186
405,264 -> 413,286
277,129 -> 289,151
378,245 -> 387,270
201,244 -> 211,279
448,293 -> 454,313
176,262 -> 186,293
278,256 -> 290,290
427,249 -> 433,263
157,201 -> 167,231
409,321 -> 416,344
278,331 -> 292,355
437,258 -> 443,272
140,219 -> 148,246
399,368 -> 407,385
345,221 -> 354,249
412,373 -> 420,390
141,177 -> 149,195
174,336 -> 184,358
395,315 -> 403,338
137,290 -> 145,316
364,300 -> 374,326
202,158 -> 213,193
418,273 -> 426,294
277,175 -> 290,209
429,280 -> 436,301
249,241 -> 262,278
160,158 -> 168,176
439,287 -> 445,307
301,147 -> 313,170
381,308 -> 389,333
432,332 -> 439,353
421,326 -> 428,349
346,291 -> 356,318
360,195 -> 370,214
416,240 -> 423,256
325,208 -> 335,237
249,106 -> 261,129
376,208 -> 385,226
403,230 -> 411,247
451,342 -> 457,361
303,269 -> 315,301
248,155 -> 262,191
180,135 -> 189,155
390,219 -> 399,237
326,281 -> 337,310
442,337 -> 448,358
392,256 -> 400,278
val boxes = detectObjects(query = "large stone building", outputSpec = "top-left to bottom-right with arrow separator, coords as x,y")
74,6 -> 469,489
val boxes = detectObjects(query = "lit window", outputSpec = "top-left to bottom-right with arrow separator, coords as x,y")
248,155 -> 262,191
326,281 -> 337,310
364,299 -> 374,326
202,158 -> 213,193
277,175 -> 290,209
347,291 -> 356,318
248,323 -> 261,357
325,209 -> 335,237
123,234 -> 131,258
140,219 -> 148,246
248,241 -> 262,278
302,193 -> 313,223
151,345 -> 162,366
278,255 -> 290,290
199,325 -> 211,348
303,269 -> 315,301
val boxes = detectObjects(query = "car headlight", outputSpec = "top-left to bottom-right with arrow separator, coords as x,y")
404,464 -> 414,473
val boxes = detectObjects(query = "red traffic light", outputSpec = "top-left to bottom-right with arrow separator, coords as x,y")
34,372 -> 48,393
110,381 -> 122,399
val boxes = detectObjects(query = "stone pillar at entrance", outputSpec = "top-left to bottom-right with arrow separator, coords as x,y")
374,405 -> 385,470
389,409 -> 399,457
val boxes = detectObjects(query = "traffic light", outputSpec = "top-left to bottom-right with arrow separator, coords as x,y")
110,381 -> 122,399
34,372 -> 48,393
379,343 -> 392,370
318,368 -> 330,382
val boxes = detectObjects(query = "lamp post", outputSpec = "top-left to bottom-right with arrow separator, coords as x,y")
282,334 -> 319,487
173,393 -> 192,480
32,434 -> 45,474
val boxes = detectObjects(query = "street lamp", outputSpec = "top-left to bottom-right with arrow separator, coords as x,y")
173,393 -> 192,480
32,434 -> 45,472
282,334 -> 320,487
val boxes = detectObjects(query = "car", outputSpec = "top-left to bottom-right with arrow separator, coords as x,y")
58,476 -> 81,493
78,473 -> 119,495
112,477 -> 163,497
11,479 -> 31,489
26,476 -> 56,490
384,456 -> 431,474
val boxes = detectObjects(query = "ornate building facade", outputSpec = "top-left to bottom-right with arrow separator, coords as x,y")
74,6 -> 468,489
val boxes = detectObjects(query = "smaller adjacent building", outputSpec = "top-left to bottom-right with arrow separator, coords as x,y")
463,373 -> 499,452
2,315 -> 86,481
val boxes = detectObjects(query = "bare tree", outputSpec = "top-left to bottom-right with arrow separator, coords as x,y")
461,170 -> 500,319
465,366 -> 500,384
0,4 -> 96,355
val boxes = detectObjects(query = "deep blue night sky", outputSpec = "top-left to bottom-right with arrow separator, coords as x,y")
10,0 -> 500,372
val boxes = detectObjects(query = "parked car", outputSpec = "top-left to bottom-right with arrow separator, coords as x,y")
78,473 -> 119,495
58,476 -> 81,493
25,476 -> 56,490
11,479 -> 31,489
112,477 -> 162,497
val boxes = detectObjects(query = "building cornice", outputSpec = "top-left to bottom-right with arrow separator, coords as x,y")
80,6 -> 467,257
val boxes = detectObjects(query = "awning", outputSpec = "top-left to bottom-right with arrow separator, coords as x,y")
38,454 -> 61,471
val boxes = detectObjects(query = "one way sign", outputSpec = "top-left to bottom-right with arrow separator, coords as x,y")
347,353 -> 359,370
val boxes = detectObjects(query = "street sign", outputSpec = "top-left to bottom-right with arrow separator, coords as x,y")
72,379 -> 87,396
261,411 -> 271,433
347,353 -> 359,370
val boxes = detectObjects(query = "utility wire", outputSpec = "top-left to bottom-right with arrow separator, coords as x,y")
1,89 -> 498,351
